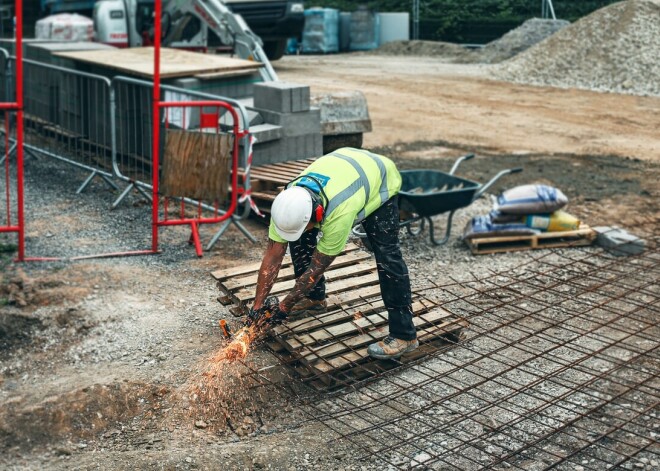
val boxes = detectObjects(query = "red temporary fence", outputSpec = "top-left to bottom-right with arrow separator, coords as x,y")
2,0 -> 245,262
150,0 -> 245,257
156,101 -> 244,256
0,0 -> 24,261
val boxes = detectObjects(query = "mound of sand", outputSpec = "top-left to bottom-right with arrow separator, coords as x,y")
494,0 -> 660,96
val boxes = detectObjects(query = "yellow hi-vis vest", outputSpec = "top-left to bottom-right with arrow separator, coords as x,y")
269,147 -> 402,256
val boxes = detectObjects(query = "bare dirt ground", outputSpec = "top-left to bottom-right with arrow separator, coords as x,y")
278,54 -> 660,161
1,53 -> 659,470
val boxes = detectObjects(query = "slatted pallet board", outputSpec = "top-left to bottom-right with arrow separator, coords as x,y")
239,158 -> 316,213
466,225 -> 597,255
212,243 -> 378,315
212,243 -> 468,389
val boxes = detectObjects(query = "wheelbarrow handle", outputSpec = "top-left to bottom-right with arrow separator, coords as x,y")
449,153 -> 475,175
473,167 -> 523,201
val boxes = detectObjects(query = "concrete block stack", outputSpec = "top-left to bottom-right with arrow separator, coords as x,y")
250,82 -> 323,164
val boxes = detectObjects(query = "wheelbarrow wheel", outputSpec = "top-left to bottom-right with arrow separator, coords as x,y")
351,224 -> 373,252
359,236 -> 373,252
405,217 -> 426,236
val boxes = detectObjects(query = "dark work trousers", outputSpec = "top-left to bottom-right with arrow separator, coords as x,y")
289,196 -> 416,341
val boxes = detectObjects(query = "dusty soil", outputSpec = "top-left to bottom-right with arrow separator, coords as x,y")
277,54 -> 660,161
1,53 -> 659,470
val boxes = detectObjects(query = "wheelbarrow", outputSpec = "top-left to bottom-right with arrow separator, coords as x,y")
353,154 -> 522,246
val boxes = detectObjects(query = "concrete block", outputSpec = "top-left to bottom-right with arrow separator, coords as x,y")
248,123 -> 283,144
259,108 -> 321,136
252,134 -> 321,165
253,82 -> 310,113
167,73 -> 258,101
594,226 -> 645,256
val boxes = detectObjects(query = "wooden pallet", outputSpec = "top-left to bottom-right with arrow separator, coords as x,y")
466,225 -> 597,255
212,243 -> 378,315
212,243 -> 468,389
239,158 -> 316,214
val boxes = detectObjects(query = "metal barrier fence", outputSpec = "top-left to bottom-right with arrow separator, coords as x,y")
0,1 -> 25,261
22,59 -> 118,194
109,76 -> 257,249
0,53 -> 258,256
0,47 -> 10,104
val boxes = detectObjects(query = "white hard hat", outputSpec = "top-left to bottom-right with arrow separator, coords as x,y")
271,186 -> 312,241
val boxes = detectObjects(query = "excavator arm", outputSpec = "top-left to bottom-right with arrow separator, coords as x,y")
161,0 -> 278,82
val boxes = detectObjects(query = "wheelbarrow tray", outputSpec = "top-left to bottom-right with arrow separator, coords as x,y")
399,170 -> 481,217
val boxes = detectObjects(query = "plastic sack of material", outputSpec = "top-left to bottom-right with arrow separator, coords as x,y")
302,8 -> 339,54
524,210 -> 580,232
35,14 -> 94,42
463,215 -> 540,240
489,210 -> 523,224
495,184 -> 568,215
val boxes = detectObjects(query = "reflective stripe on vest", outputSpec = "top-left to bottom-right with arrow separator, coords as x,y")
353,148 -> 389,205
326,154 -> 369,220
325,150 -> 390,221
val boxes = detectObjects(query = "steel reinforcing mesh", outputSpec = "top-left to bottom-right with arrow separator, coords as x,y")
241,217 -> 659,470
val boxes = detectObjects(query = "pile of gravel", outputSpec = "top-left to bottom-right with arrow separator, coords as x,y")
371,18 -> 569,64
478,18 -> 569,63
494,0 -> 660,96
372,40 -> 476,63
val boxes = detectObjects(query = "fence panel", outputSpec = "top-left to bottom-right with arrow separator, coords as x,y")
0,0 -> 25,261
155,100 -> 245,256
111,76 -> 257,249
21,59 -> 117,193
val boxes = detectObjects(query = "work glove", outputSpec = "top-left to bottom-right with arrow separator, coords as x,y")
246,296 -> 286,327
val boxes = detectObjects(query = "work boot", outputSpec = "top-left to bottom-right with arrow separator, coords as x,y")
289,297 -> 327,319
367,335 -> 419,360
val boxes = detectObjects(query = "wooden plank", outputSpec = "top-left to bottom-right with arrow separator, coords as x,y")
469,226 -> 594,244
211,243 -> 362,280
272,298 -> 386,336
312,317 -> 469,374
221,252 -> 372,291
194,69 -> 260,80
324,284 -> 383,311
467,226 -> 596,255
227,260 -> 375,295
259,161 -> 305,170
300,305 -> 454,363
55,47 -> 262,79
283,299 -> 432,351
233,271 -> 380,304
249,168 -> 299,180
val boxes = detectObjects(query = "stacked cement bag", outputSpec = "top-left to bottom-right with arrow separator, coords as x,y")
464,184 -> 580,240
349,6 -> 380,51
302,8 -> 339,54
35,14 -> 93,42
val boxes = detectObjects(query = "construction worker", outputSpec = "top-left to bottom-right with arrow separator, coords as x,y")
249,147 -> 417,360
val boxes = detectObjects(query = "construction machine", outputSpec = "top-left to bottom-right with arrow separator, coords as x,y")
93,0 -> 371,155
